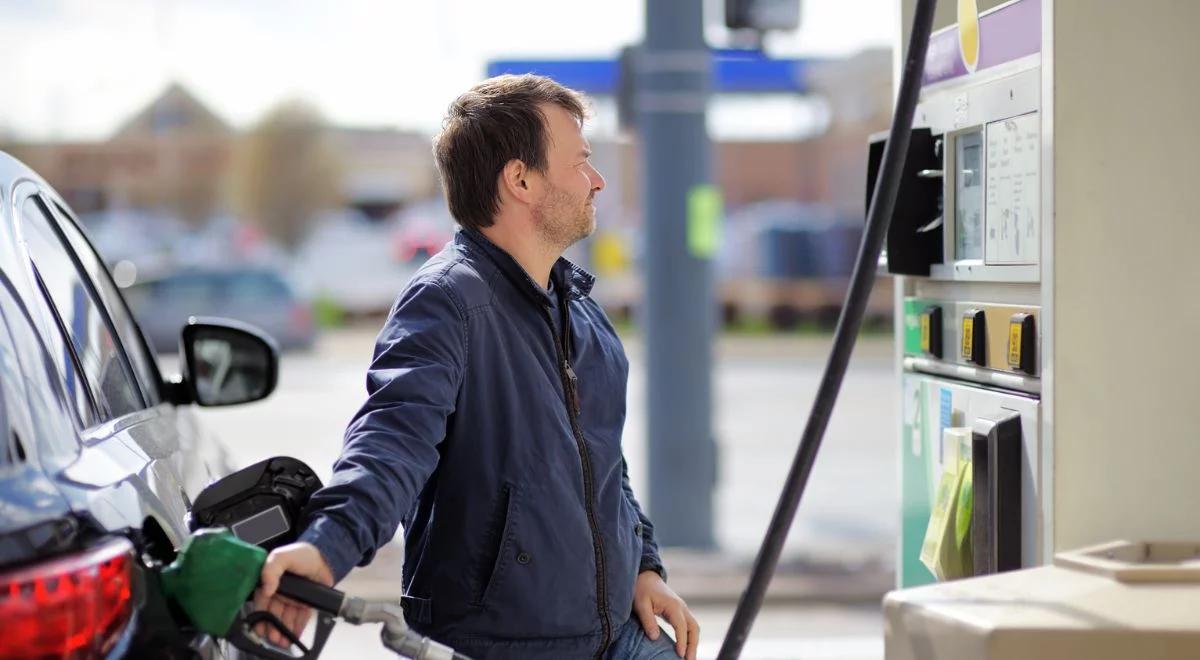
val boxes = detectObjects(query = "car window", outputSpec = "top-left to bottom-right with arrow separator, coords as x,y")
47,200 -> 162,404
121,281 -> 153,313
0,273 -> 81,460
10,246 -> 97,427
19,196 -> 143,422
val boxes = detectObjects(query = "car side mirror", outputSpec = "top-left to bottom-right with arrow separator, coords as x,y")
179,318 -> 278,407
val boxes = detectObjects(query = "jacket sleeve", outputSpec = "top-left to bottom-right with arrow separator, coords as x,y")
621,457 -> 667,581
299,279 -> 466,582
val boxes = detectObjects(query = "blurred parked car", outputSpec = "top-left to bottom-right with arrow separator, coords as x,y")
124,267 -> 316,354
390,198 -> 456,266
291,209 -> 416,316
0,151 -> 281,657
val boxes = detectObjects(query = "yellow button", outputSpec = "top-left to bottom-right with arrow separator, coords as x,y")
961,309 -> 985,366
1008,320 -> 1022,368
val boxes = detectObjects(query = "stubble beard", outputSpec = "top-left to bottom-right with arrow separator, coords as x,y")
534,185 -> 595,252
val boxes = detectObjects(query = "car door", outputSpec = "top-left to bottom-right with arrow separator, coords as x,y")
12,184 -> 209,548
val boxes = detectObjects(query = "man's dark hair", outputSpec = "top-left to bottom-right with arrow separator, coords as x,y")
433,74 -> 587,231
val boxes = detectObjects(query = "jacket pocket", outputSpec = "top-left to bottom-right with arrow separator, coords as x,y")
475,483 -> 517,606
627,498 -> 645,574
613,496 -> 646,618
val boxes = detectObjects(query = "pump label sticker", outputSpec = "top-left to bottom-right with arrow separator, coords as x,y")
985,112 -> 1040,265
921,314 -> 932,353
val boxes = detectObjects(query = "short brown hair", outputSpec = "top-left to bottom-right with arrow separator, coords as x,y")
433,74 -> 587,230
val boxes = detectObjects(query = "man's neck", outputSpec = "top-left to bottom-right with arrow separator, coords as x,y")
478,224 -> 560,290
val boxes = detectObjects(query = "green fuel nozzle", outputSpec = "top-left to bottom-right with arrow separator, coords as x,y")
159,528 -> 267,637
156,528 -> 469,660
158,528 -> 337,660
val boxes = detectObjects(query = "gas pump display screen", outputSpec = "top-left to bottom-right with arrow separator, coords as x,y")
955,130 -> 984,260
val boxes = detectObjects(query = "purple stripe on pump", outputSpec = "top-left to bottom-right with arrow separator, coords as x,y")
922,0 -> 1041,87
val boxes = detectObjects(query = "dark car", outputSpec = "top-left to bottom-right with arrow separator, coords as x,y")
124,267 -> 316,354
0,151 -> 280,657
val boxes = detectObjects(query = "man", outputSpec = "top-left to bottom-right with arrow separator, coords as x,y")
256,74 -> 699,660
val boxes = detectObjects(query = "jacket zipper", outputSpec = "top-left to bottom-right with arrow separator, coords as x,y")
544,291 -> 612,659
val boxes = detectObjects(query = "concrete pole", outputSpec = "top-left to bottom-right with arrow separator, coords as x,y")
640,0 -> 716,548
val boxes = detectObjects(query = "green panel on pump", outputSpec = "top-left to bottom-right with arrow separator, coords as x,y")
902,299 -> 926,356
901,378 -> 938,587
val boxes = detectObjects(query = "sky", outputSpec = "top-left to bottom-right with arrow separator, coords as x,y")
0,0 -> 896,141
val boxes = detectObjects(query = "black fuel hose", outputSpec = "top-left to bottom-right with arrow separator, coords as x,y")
716,1 -> 938,657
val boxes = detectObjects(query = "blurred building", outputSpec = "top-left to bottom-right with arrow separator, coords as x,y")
8,83 -> 234,220
4,83 -> 439,228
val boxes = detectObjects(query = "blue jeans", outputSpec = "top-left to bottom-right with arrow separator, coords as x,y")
606,616 -> 682,659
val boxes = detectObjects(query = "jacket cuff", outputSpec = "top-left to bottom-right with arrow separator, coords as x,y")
298,515 -> 361,583
640,554 -> 667,583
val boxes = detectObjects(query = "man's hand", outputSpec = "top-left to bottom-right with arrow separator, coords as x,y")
632,570 -> 699,660
252,542 -> 335,648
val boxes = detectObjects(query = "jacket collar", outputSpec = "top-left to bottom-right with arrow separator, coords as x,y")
456,227 -> 595,307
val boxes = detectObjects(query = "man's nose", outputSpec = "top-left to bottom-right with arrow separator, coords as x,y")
590,166 -> 606,193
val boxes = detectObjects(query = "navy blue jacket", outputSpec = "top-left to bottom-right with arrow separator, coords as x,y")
300,228 -> 663,659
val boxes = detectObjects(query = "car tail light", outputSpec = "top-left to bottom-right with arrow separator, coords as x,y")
0,537 -> 136,658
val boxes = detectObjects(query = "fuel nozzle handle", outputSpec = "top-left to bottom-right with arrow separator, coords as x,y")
277,573 -> 346,615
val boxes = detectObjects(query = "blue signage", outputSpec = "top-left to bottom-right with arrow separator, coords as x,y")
486,49 -> 811,95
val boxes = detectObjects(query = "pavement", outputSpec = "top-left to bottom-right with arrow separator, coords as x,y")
190,323 -> 899,658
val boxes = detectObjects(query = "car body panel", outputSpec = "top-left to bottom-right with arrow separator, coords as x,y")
0,151 -> 249,657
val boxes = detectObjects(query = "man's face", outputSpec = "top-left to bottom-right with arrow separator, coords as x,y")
531,103 -> 606,249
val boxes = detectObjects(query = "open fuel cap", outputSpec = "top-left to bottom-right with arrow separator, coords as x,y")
189,456 -> 323,551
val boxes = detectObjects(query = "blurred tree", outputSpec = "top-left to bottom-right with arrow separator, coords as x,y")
233,100 -> 343,248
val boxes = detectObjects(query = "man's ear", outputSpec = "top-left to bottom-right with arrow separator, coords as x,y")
500,159 -> 535,205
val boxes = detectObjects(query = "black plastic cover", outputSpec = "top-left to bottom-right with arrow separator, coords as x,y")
189,456 -> 322,551
867,128 -> 943,276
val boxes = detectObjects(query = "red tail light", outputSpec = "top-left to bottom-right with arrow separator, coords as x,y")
0,537 -> 135,658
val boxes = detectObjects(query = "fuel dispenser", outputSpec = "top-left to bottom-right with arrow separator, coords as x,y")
878,0 -> 1200,656
709,0 -> 1200,654
878,0 -> 1047,587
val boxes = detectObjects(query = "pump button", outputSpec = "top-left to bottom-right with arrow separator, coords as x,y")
961,309 -> 986,366
920,306 -> 943,358
1007,313 -> 1036,375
